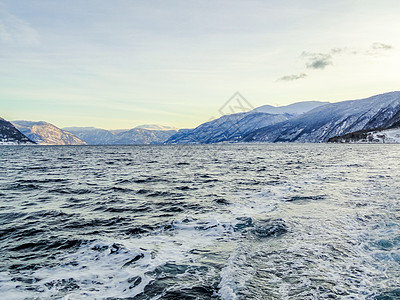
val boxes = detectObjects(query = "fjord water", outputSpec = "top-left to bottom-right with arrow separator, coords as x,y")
0,144 -> 399,299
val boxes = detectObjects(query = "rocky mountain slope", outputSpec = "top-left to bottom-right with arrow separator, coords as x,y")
12,121 -> 86,145
62,127 -> 115,145
0,117 -> 35,145
111,128 -> 178,144
166,112 -> 292,144
166,101 -> 328,144
241,91 -> 400,143
64,126 -> 178,145
328,126 -> 400,143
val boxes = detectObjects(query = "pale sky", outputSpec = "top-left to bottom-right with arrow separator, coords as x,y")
1,0 -> 400,129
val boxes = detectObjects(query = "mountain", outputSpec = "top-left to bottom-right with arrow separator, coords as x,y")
165,101 -> 328,144
62,127 -> 115,145
166,112 -> 292,144
242,91 -> 400,143
0,117 -> 35,145
64,126 -> 178,145
134,124 -> 178,131
12,121 -> 86,145
111,128 -> 178,144
108,125 -> 177,134
253,101 -> 329,115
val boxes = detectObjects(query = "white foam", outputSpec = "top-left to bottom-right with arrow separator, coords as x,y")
0,214 -> 242,299
0,191 -> 278,299
217,247 -> 255,300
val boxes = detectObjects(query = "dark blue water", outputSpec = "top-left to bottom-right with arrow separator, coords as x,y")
0,144 -> 399,299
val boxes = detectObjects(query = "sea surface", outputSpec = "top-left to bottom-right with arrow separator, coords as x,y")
0,144 -> 399,300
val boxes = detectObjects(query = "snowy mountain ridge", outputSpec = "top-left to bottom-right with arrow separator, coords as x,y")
63,126 -> 178,145
134,124 -> 178,131
253,101 -> 329,115
166,101 -> 329,144
166,112 -> 293,144
12,121 -> 86,145
242,91 -> 400,143
4,91 -> 400,145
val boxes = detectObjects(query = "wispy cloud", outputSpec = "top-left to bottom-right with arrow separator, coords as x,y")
278,73 -> 307,81
366,42 -> 393,55
301,43 -> 394,70
0,4 -> 39,45
278,42 -> 394,82
302,52 -> 332,70
371,42 -> 392,50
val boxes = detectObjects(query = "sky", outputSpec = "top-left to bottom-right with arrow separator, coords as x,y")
1,0 -> 400,129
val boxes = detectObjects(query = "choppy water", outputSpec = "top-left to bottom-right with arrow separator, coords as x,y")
0,144 -> 399,300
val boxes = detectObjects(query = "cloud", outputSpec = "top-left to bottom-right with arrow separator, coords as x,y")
300,42 -> 393,70
306,58 -> 331,69
366,42 -> 393,55
330,48 -> 346,54
302,52 -> 332,69
371,42 -> 392,50
277,41 -> 394,83
278,73 -> 307,81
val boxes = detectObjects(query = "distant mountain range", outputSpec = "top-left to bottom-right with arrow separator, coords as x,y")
133,124 -> 178,131
2,91 -> 400,145
0,119 -> 178,145
63,126 -> 178,145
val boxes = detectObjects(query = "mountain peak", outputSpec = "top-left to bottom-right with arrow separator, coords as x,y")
252,101 -> 329,115
134,124 -> 178,131
12,120 -> 86,145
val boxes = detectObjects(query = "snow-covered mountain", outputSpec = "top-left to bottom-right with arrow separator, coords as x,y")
64,126 -> 178,145
242,91 -> 400,143
12,121 -> 86,145
111,128 -> 178,144
253,101 -> 329,115
62,127 -> 115,145
165,101 -> 328,144
166,112 -> 293,144
0,117 -> 35,145
6,92 -> 399,145
134,124 -> 178,131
